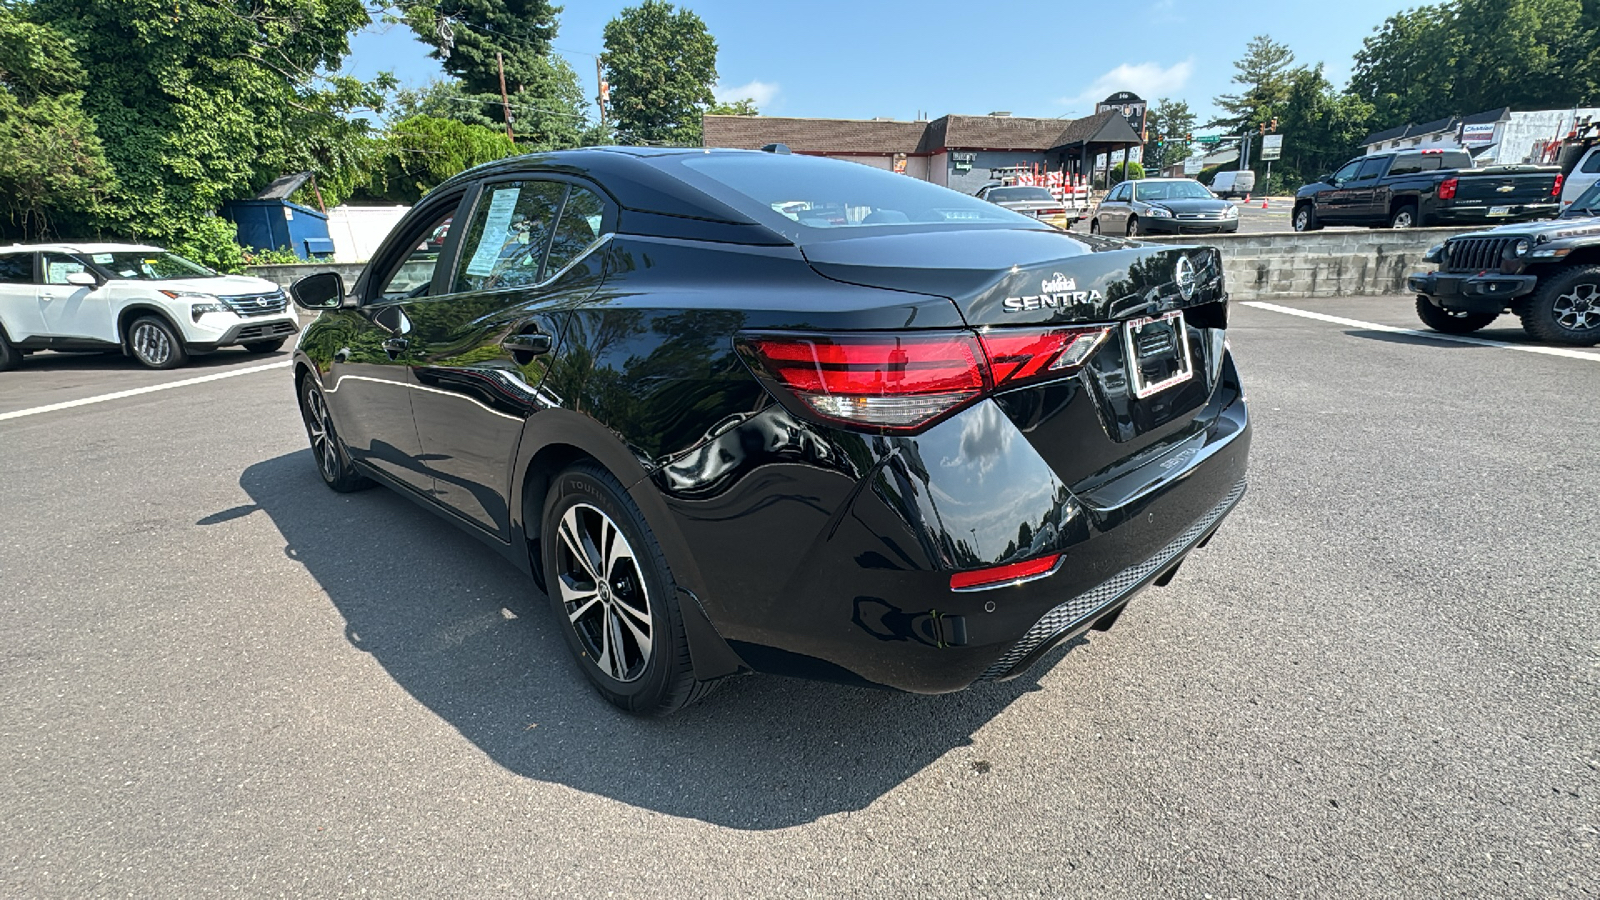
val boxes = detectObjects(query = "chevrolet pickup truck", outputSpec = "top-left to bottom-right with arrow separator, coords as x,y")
1293,149 -> 1562,231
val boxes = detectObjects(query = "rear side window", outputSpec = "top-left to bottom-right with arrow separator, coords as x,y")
1583,151 -> 1600,174
42,254 -> 88,284
1354,157 -> 1391,181
453,180 -> 566,293
544,186 -> 607,276
1389,154 -> 1424,176
0,254 -> 31,283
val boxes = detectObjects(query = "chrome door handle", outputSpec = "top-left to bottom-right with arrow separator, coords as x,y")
501,332 -> 552,354
383,337 -> 409,359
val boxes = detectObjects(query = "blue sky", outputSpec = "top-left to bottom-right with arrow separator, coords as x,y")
341,0 -> 1424,127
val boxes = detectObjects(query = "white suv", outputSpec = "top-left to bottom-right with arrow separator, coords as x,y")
0,242 -> 299,370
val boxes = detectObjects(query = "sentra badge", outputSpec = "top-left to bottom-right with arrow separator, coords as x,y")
1003,272 -> 1103,312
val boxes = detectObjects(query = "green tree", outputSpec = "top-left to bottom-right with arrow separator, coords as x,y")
26,0 -> 376,268
1212,35 -> 1295,134
602,0 -> 717,145
404,0 -> 559,97
1274,64 -> 1373,189
0,8 -> 115,239
369,115 -> 519,203
706,97 -> 759,116
1350,0 -> 1598,130
1144,97 -> 1195,173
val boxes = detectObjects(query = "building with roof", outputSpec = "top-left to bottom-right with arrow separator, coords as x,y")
702,106 -> 1144,194
1360,106 -> 1600,165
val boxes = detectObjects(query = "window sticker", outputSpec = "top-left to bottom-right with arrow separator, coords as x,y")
465,188 -> 522,277
92,253 -> 113,264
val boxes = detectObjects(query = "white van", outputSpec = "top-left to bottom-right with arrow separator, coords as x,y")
1211,170 -> 1257,199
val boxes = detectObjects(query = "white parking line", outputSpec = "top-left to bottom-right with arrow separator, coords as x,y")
0,360 -> 292,422
1242,302 -> 1600,363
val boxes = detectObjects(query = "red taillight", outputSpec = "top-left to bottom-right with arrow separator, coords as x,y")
739,326 -> 1111,431
1439,177 -> 1459,200
1552,173 -> 1564,197
950,553 -> 1062,591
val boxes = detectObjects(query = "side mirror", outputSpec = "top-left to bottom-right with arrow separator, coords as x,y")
65,271 -> 98,287
290,272 -> 345,310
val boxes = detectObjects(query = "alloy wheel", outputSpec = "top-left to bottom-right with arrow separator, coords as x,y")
1391,210 -> 1414,228
131,322 -> 171,366
303,386 -> 341,482
1553,282 -> 1600,330
1294,208 -> 1309,231
555,503 -> 653,683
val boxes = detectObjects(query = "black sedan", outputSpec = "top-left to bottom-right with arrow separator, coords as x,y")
288,148 -> 1250,715
1091,178 -> 1240,236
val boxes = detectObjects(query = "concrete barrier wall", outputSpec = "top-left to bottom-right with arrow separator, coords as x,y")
249,227 -> 1475,303
1140,227 -> 1476,302
247,262 -> 365,292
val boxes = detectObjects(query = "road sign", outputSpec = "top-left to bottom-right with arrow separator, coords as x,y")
1183,157 -> 1203,175
1261,134 -> 1283,161
1196,135 -> 1223,145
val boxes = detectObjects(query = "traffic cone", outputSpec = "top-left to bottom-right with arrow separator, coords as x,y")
1242,193 -> 1251,203
1261,196 -> 1269,209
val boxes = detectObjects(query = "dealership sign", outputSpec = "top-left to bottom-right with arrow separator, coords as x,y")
1461,123 -> 1497,146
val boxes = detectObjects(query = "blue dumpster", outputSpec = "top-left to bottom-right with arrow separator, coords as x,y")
221,172 -> 335,260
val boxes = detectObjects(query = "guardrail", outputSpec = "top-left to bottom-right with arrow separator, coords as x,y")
248,227 -> 1483,304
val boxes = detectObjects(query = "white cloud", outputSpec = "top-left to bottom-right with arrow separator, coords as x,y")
713,79 -> 780,110
1060,59 -> 1195,108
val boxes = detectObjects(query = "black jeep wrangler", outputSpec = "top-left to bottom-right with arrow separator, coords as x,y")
1408,180 -> 1600,345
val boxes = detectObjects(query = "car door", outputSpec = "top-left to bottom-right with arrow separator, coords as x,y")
37,253 -> 110,341
0,252 -> 47,341
321,191 -> 470,494
1346,156 -> 1392,220
1099,183 -> 1129,231
1318,160 -> 1365,223
401,177 -> 611,540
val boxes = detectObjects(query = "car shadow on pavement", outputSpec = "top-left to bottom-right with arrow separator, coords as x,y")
235,450 -> 1062,831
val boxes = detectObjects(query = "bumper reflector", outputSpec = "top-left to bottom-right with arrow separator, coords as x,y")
950,554 -> 1062,592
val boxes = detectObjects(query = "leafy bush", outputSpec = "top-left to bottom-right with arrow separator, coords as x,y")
1109,161 -> 1145,185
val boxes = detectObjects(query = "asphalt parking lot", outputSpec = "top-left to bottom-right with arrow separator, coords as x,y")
3,296 -> 1597,898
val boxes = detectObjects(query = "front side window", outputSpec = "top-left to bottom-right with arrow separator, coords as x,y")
453,181 -> 566,293
90,251 -> 213,280
0,253 -> 31,284
375,207 -> 457,302
1582,151 -> 1600,174
42,254 -> 88,285
1332,161 -> 1362,184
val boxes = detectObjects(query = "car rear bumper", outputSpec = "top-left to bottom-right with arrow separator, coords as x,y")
1407,270 -> 1537,313
657,350 -> 1250,693
1432,203 -> 1559,225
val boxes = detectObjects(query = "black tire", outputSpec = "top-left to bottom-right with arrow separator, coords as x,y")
126,315 -> 188,369
1126,216 -> 1140,237
1089,219 -> 1100,235
1292,204 -> 1321,232
0,324 -> 19,371
1415,296 -> 1497,334
542,462 -> 709,716
243,339 -> 287,354
298,376 -> 373,492
1519,264 -> 1600,346
1388,204 -> 1418,229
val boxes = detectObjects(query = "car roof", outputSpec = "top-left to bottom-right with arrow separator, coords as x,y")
1130,177 -> 1204,184
0,242 -> 165,255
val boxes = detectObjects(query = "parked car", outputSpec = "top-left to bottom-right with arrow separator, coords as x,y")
287,147 -> 1251,715
1559,144 -> 1600,214
975,184 -> 1075,229
1293,149 -> 1562,231
1090,178 -> 1240,236
0,243 -> 298,370
1210,170 -> 1256,199
1407,178 -> 1600,345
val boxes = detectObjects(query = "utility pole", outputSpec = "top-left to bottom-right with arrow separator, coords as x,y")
497,52 -> 514,142
595,56 -> 609,130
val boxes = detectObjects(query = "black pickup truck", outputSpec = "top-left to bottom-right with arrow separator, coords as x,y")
1293,149 -> 1562,231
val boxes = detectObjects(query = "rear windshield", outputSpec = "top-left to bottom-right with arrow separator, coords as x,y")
90,251 -> 215,280
677,154 -> 1040,235
985,187 -> 1056,203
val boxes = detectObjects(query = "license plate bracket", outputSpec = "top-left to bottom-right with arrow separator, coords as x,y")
1488,205 -> 1511,216
1124,310 -> 1194,399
